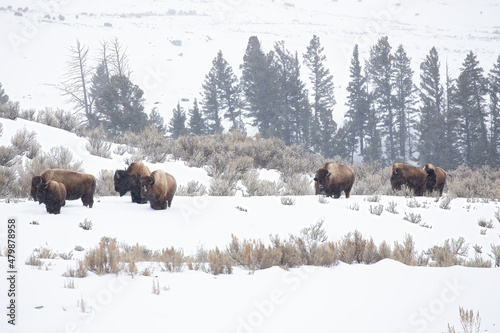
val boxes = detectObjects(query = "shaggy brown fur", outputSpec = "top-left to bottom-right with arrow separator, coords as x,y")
424,164 -> 448,196
114,162 -> 151,203
314,162 -> 355,198
31,169 -> 96,208
36,180 -> 66,214
140,170 -> 177,210
390,163 -> 427,196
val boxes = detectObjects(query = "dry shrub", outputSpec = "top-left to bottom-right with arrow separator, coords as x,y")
227,235 -> 282,270
242,170 -> 282,196
392,234 -> 417,266
282,174 -> 313,195
96,169 -> 117,196
159,247 -> 185,272
84,237 -> 121,275
85,126 -> 111,158
208,247 -> 233,275
187,246 -> 209,272
122,127 -> 169,163
447,307 -> 482,333
448,165 -> 500,199
10,128 -> 40,158
63,260 -> 87,278
120,242 -> 156,263
176,181 -> 207,196
428,237 -> 469,267
0,101 -> 20,119
339,230 -> 367,264
0,166 -> 17,198
350,162 -> 391,195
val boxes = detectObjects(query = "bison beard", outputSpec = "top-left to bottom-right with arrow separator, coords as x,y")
114,162 -> 151,204
314,162 -> 355,199
37,181 -> 66,214
390,163 -> 427,196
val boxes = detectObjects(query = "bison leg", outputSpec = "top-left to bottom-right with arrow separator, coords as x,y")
345,188 -> 352,199
82,194 -> 94,208
333,191 -> 341,199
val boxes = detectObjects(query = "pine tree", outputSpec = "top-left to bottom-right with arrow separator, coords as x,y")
272,42 -> 310,146
366,36 -> 394,165
303,35 -> 337,157
456,51 -> 489,168
417,47 -> 444,166
344,44 -> 369,161
94,75 -> 148,135
201,70 -> 222,134
0,82 -> 9,104
487,55 -> 500,166
88,61 -> 110,128
441,63 -> 462,170
168,103 -> 188,139
149,107 -> 167,136
188,98 -> 206,136
362,80 -> 383,164
202,51 -> 242,134
240,36 -> 280,137
392,44 -> 417,163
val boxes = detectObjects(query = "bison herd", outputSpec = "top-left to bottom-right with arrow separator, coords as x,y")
314,162 -> 450,198
30,162 -> 177,214
30,161 -> 449,215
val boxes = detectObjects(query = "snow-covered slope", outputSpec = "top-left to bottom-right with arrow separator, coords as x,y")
1,0 -> 500,125
1,118 -> 500,333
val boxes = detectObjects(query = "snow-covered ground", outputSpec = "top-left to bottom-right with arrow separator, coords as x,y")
1,0 -> 500,125
1,118 -> 500,333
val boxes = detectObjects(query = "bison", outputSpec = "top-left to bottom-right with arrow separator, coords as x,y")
36,180 -> 66,214
314,162 -> 355,198
140,170 -> 177,210
390,163 -> 427,196
423,164 -> 448,196
114,162 -> 151,204
31,169 -> 96,208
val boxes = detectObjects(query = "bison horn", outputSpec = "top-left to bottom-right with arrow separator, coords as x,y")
313,178 -> 318,181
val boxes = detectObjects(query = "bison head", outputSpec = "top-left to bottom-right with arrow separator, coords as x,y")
140,176 -> 155,201
31,176 -> 44,201
114,170 -> 131,196
36,182 -> 51,204
424,164 -> 437,190
314,168 -> 331,194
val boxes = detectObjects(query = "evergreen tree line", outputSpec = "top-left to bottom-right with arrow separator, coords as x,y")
171,35 -> 500,171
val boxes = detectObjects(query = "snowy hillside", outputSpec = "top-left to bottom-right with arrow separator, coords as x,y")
1,0 -> 500,124
1,118 -> 500,333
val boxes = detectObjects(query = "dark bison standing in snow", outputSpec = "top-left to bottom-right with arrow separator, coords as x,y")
390,163 -> 427,196
31,169 -> 96,208
36,180 -> 66,214
114,162 -> 151,204
423,163 -> 448,196
314,162 -> 355,198
140,170 -> 177,210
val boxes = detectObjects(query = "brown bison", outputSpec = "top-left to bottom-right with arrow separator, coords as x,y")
390,163 -> 427,196
36,180 -> 66,214
31,169 -> 96,208
423,164 -> 448,196
140,170 -> 177,210
314,162 -> 355,198
114,162 -> 151,204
